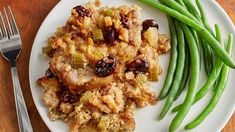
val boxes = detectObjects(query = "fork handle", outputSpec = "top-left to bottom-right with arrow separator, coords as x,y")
11,67 -> 33,132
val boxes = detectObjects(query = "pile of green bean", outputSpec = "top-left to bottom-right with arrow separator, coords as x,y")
138,0 -> 234,131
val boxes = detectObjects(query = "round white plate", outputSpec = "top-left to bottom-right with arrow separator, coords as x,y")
29,0 -> 235,132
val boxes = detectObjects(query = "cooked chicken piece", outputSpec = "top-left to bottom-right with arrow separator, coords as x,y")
50,55 -> 114,91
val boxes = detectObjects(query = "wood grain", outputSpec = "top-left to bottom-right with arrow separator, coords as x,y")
0,0 -> 234,132
0,0 -> 59,132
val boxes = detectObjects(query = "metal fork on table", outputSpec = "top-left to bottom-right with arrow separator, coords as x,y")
0,6 -> 33,132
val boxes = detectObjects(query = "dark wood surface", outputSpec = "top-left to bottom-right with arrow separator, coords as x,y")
0,0 -> 234,132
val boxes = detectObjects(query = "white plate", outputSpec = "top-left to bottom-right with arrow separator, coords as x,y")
29,0 -> 235,132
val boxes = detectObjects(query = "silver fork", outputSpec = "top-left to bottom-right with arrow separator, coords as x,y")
0,6 -> 33,132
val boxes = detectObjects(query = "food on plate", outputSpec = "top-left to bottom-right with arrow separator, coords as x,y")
140,0 -> 234,131
140,0 -> 235,68
186,33 -> 233,129
37,1 -> 170,131
159,20 -> 186,119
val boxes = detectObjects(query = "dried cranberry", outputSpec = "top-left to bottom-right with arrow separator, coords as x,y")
70,94 -> 79,103
71,32 -> 83,40
63,24 -> 72,32
60,92 -> 70,103
59,89 -> 79,103
142,19 -> 159,31
121,15 -> 130,29
45,68 -> 54,78
95,55 -> 116,77
74,5 -> 91,17
71,33 -> 78,40
102,27 -> 119,45
127,58 -> 149,73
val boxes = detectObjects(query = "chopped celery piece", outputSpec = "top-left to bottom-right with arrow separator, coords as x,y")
71,53 -> 87,69
92,28 -> 104,41
42,45 -> 55,57
134,74 -> 147,88
103,9 -> 115,17
149,67 -> 159,81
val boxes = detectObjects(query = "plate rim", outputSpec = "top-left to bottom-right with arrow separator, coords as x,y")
29,0 -> 64,131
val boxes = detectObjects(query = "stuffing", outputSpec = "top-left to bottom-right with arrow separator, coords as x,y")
37,2 -> 170,132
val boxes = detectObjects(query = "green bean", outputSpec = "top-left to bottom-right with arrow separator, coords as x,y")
173,61 -> 223,112
191,29 -> 202,70
185,34 -> 233,129
183,0 -> 214,35
158,16 -> 178,100
195,0 -> 215,36
159,20 -> 185,119
176,0 -> 201,51
194,0 -> 214,75
172,53 -> 224,112
181,0 -> 212,76
173,0 -> 190,101
172,0 -> 190,101
159,0 -> 201,24
175,0 -> 205,72
214,76 -> 221,92
172,103 -> 181,112
176,0 -> 201,60
138,0 -> 235,68
172,25 -> 225,112
169,23 -> 200,132
161,0 -> 202,62
214,24 -> 223,89
194,0 -> 215,66
215,24 -> 222,43
176,0 -> 186,8
201,39 -> 213,76
174,43 -> 190,100
182,0 -> 201,21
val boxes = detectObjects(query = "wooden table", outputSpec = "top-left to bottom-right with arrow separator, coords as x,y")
0,0 -> 234,131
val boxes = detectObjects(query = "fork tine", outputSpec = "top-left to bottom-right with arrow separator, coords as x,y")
8,6 -> 18,35
0,12 -> 8,38
3,7 -> 13,36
